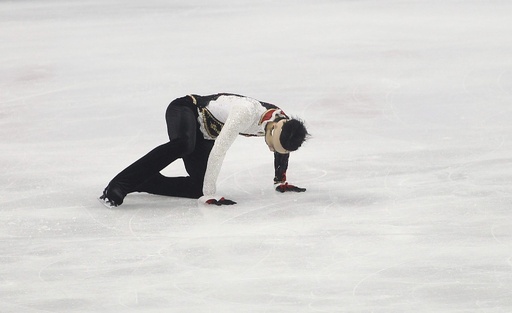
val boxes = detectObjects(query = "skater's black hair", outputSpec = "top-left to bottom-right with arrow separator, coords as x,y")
279,117 -> 309,152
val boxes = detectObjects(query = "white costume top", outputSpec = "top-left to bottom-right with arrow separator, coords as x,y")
190,94 -> 287,199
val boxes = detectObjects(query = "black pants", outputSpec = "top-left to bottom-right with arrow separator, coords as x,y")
107,96 -> 214,201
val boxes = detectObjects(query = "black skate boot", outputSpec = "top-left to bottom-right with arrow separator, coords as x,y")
98,185 -> 125,208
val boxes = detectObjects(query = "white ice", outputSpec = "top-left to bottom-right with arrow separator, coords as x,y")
1,1 -> 512,312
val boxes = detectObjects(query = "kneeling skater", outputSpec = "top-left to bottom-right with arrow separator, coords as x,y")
100,93 -> 309,207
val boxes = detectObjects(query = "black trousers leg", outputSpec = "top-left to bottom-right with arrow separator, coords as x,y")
135,133 -> 214,198
105,97 -> 198,203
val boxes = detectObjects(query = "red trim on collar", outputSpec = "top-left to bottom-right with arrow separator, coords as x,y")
259,109 -> 277,125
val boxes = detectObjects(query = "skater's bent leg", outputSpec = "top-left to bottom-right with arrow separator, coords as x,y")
104,100 -> 197,204
137,130 -> 214,199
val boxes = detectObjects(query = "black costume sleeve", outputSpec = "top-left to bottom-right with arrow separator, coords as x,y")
273,152 -> 289,183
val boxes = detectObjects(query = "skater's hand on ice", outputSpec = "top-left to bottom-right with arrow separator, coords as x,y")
275,182 -> 306,193
206,197 -> 237,205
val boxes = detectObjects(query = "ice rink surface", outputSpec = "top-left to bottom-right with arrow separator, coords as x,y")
1,0 -> 512,312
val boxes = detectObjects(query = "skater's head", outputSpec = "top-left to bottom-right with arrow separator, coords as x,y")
265,117 -> 309,154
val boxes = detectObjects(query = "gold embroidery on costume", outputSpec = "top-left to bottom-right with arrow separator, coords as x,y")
200,107 -> 224,139
187,94 -> 197,105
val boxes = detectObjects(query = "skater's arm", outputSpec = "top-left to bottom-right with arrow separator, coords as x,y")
273,152 -> 289,184
201,102 -> 256,201
273,152 -> 306,193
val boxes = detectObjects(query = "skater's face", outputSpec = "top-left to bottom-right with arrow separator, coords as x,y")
265,119 -> 289,154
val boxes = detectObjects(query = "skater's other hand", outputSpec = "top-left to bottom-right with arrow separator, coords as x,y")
205,197 -> 237,206
275,182 -> 306,193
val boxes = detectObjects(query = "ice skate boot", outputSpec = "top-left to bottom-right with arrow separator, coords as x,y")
98,185 -> 124,208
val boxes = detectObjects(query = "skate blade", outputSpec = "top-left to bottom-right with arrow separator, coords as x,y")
98,197 -> 117,209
